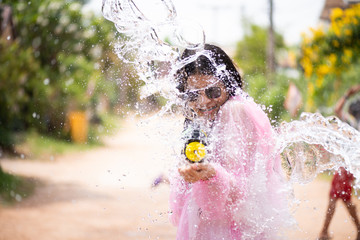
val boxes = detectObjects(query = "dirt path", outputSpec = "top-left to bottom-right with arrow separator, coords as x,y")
0,116 -> 359,240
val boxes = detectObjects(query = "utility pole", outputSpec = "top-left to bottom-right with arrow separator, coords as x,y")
266,0 -> 275,84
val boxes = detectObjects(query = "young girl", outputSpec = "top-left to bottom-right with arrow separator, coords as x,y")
169,44 -> 291,240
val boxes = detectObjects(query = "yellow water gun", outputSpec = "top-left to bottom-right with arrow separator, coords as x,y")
183,128 -> 208,163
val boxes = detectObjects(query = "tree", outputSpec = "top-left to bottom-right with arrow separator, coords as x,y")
300,3 -> 360,112
0,40 -> 46,148
234,23 -> 289,123
266,0 -> 276,82
0,0 -> 136,149
234,24 -> 285,77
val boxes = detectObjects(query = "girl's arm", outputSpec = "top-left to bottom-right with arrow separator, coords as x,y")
190,163 -> 234,219
190,100 -> 259,219
335,84 -> 360,119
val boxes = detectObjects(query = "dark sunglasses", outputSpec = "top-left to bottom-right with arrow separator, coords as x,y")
186,86 -> 222,102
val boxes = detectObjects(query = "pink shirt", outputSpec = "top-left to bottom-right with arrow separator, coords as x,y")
169,94 -> 292,240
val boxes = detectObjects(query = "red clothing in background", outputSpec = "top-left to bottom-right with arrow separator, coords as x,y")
330,167 -> 354,202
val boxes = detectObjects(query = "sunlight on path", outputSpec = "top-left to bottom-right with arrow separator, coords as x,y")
0,115 -> 359,240
0,114 -> 182,240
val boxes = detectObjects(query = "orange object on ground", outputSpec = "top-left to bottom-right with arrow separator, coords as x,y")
68,111 -> 88,143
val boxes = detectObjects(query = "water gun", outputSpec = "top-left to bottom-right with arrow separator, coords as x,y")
182,127 -> 208,163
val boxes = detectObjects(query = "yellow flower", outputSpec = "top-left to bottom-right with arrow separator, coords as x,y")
301,57 -> 313,78
354,3 -> 360,9
308,82 -> 315,95
301,33 -> 311,45
345,8 -> 355,18
302,45 -> 319,63
315,77 -> 324,88
342,49 -> 353,63
317,64 -> 330,76
331,23 -> 341,36
342,16 -> 351,25
305,99 -> 314,112
311,27 -> 324,40
344,49 -> 352,59
332,39 -> 340,47
328,54 -> 337,65
352,3 -> 360,14
344,28 -> 352,36
331,8 -> 344,21
305,83 -> 315,111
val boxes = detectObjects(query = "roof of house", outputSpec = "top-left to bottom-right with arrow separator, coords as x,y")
320,0 -> 360,21
320,0 -> 346,21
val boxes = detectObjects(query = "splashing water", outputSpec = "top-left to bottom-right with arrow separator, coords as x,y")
102,0 -> 206,115
101,0 -> 360,191
277,112 -> 360,190
102,0 -> 360,238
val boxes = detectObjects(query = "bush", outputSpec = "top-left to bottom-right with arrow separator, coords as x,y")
300,4 -> 360,112
0,0 -> 135,148
0,166 -> 35,204
245,74 -> 291,123
0,40 -> 47,149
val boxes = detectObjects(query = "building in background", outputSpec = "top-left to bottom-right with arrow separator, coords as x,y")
320,0 -> 360,23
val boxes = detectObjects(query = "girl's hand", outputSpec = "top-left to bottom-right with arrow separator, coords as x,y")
178,163 -> 216,183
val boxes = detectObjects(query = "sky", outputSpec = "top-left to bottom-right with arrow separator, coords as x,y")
84,0 -> 326,47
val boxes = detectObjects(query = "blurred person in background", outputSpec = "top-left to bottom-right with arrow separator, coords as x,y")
318,84 -> 360,240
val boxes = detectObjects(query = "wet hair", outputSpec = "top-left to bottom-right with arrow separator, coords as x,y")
176,44 -> 242,96
349,99 -> 360,120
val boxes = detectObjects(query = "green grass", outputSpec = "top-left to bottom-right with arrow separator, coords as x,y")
15,131 -> 98,160
14,113 -> 122,160
0,113 -> 122,205
88,113 -> 121,141
0,167 -> 35,204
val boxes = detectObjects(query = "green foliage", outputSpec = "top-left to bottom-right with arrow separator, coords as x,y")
0,40 -> 47,147
312,60 -> 360,115
234,24 -> 286,76
234,23 -> 289,123
300,4 -> 360,112
245,74 -> 290,123
0,0 -> 137,149
13,113 -> 121,160
15,130 -> 98,160
0,166 -> 35,204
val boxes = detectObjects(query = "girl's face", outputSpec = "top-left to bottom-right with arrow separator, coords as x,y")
186,75 -> 229,121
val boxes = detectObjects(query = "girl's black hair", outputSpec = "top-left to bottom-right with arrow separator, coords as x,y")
176,44 -> 242,96
349,99 -> 360,120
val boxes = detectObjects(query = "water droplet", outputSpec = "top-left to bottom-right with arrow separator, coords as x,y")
15,194 -> 22,202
